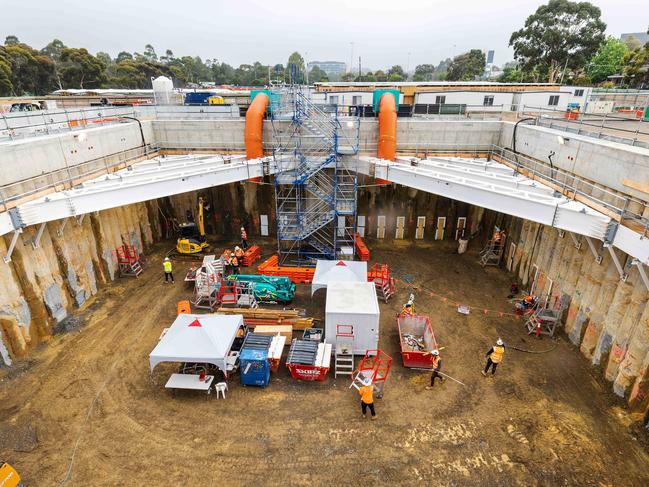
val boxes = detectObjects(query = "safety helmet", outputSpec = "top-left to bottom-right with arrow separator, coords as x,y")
235,246 -> 240,251
241,226 -> 245,231
164,257 -> 170,261
432,349 -> 439,356
496,338 -> 503,346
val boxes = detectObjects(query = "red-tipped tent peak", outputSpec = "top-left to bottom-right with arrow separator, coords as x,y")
188,319 -> 202,327
336,261 -> 347,266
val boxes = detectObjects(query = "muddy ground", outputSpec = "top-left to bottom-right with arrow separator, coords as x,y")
1,238 -> 648,486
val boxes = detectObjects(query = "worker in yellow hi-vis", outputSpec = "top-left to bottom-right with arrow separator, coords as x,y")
163,257 -> 174,284
482,338 -> 505,376
358,379 -> 377,420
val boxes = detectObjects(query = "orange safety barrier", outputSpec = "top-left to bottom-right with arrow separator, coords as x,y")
177,300 -> 191,314
257,255 -> 315,283
241,245 -> 261,266
355,233 -> 370,261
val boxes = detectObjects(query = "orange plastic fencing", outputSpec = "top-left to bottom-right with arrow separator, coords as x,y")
242,245 -> 261,266
257,255 -> 315,283
355,233 -> 370,261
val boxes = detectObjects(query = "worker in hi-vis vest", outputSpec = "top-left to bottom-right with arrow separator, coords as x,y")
482,338 -> 505,376
358,379 -> 377,420
426,349 -> 444,389
163,257 -> 174,283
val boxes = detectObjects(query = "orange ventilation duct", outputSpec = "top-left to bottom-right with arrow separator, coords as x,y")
244,92 -> 269,182
245,92 -> 269,159
376,92 -> 397,184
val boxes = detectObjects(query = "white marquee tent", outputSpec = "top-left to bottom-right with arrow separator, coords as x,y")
311,260 -> 367,296
149,313 -> 243,373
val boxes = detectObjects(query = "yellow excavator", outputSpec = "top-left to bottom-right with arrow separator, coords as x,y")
176,197 -> 210,254
0,462 -> 22,487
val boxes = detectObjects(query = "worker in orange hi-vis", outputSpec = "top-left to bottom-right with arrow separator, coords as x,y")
358,379 -> 377,420
240,226 -> 248,250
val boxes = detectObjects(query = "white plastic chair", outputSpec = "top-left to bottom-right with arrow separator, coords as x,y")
215,382 -> 228,399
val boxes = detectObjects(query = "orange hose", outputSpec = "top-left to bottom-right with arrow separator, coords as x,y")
244,92 -> 269,159
377,93 -> 397,161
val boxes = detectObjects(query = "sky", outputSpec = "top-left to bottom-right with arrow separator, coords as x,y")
1,0 -> 647,71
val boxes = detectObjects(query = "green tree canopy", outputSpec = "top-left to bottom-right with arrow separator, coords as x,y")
3,43 -> 57,95
446,50 -> 485,81
286,52 -> 306,84
41,39 -> 67,62
58,48 -> 106,88
623,28 -> 649,88
4,35 -> 20,46
587,37 -> 628,83
509,0 -> 606,83
412,64 -> 435,82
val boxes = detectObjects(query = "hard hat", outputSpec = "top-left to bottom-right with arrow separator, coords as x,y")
164,257 -> 170,261
496,338 -> 503,346
235,246 -> 240,250
241,226 -> 245,230
432,349 -> 439,356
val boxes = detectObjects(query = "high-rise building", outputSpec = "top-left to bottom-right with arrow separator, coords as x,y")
307,61 -> 347,76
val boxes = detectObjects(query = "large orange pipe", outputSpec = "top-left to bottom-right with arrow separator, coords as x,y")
244,92 -> 269,160
377,92 -> 397,161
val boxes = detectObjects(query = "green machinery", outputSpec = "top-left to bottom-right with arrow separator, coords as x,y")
226,274 -> 296,303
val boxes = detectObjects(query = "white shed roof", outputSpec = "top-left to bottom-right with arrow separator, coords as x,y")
326,282 -> 379,315
311,260 -> 367,296
149,313 -> 243,372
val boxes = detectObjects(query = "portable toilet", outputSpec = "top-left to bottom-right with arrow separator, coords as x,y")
325,281 -> 380,355
239,348 -> 270,387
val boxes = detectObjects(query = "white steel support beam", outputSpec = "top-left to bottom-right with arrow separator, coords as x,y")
632,259 -> 649,292
3,155 -> 276,231
31,222 -> 47,249
585,236 -> 603,264
605,244 -> 627,280
3,229 -> 22,263
569,232 -> 582,250
358,156 -> 611,240
57,218 -> 68,237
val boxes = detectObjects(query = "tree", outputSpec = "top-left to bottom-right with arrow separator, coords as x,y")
413,64 -> 435,82
308,65 -> 327,83
497,65 -> 525,83
160,49 -> 174,64
623,29 -> 649,88
286,52 -> 306,84
374,70 -> 387,82
41,39 -> 67,62
509,0 -> 606,83
116,51 -> 133,63
3,43 -> 57,95
387,65 -> 404,77
58,48 -> 106,88
143,44 -> 157,62
587,37 -> 628,83
0,47 -> 13,95
341,72 -> 355,82
4,35 -> 19,46
446,50 -> 485,81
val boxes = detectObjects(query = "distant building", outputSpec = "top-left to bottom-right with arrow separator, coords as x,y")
620,32 -> 649,46
307,61 -> 347,76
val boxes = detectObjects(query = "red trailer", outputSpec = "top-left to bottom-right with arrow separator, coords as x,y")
397,315 -> 438,369
286,340 -> 332,381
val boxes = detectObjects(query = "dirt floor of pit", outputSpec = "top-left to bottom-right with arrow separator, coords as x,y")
1,238 -> 649,487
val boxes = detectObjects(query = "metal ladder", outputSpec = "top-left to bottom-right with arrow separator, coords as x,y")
334,340 -> 354,378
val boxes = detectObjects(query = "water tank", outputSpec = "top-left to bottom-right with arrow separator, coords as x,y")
152,76 -> 174,105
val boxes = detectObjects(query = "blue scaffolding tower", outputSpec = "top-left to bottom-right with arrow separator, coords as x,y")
270,86 -> 360,266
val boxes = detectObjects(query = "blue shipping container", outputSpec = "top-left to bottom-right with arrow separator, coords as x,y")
239,348 -> 270,387
184,92 -> 216,105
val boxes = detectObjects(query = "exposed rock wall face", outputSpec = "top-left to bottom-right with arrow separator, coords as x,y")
0,201 -> 155,364
509,218 -> 649,416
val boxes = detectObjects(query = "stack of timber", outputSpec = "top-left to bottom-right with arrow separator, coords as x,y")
216,307 -> 314,330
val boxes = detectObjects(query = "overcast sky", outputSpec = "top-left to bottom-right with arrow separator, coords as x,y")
2,0 -> 647,70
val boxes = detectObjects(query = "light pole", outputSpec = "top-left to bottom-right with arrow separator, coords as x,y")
407,52 -> 411,79
349,42 -> 354,77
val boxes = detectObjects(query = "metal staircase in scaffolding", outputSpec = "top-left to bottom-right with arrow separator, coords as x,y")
270,87 -> 359,265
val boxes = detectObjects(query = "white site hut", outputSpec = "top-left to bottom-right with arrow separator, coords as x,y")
325,281 -> 380,355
